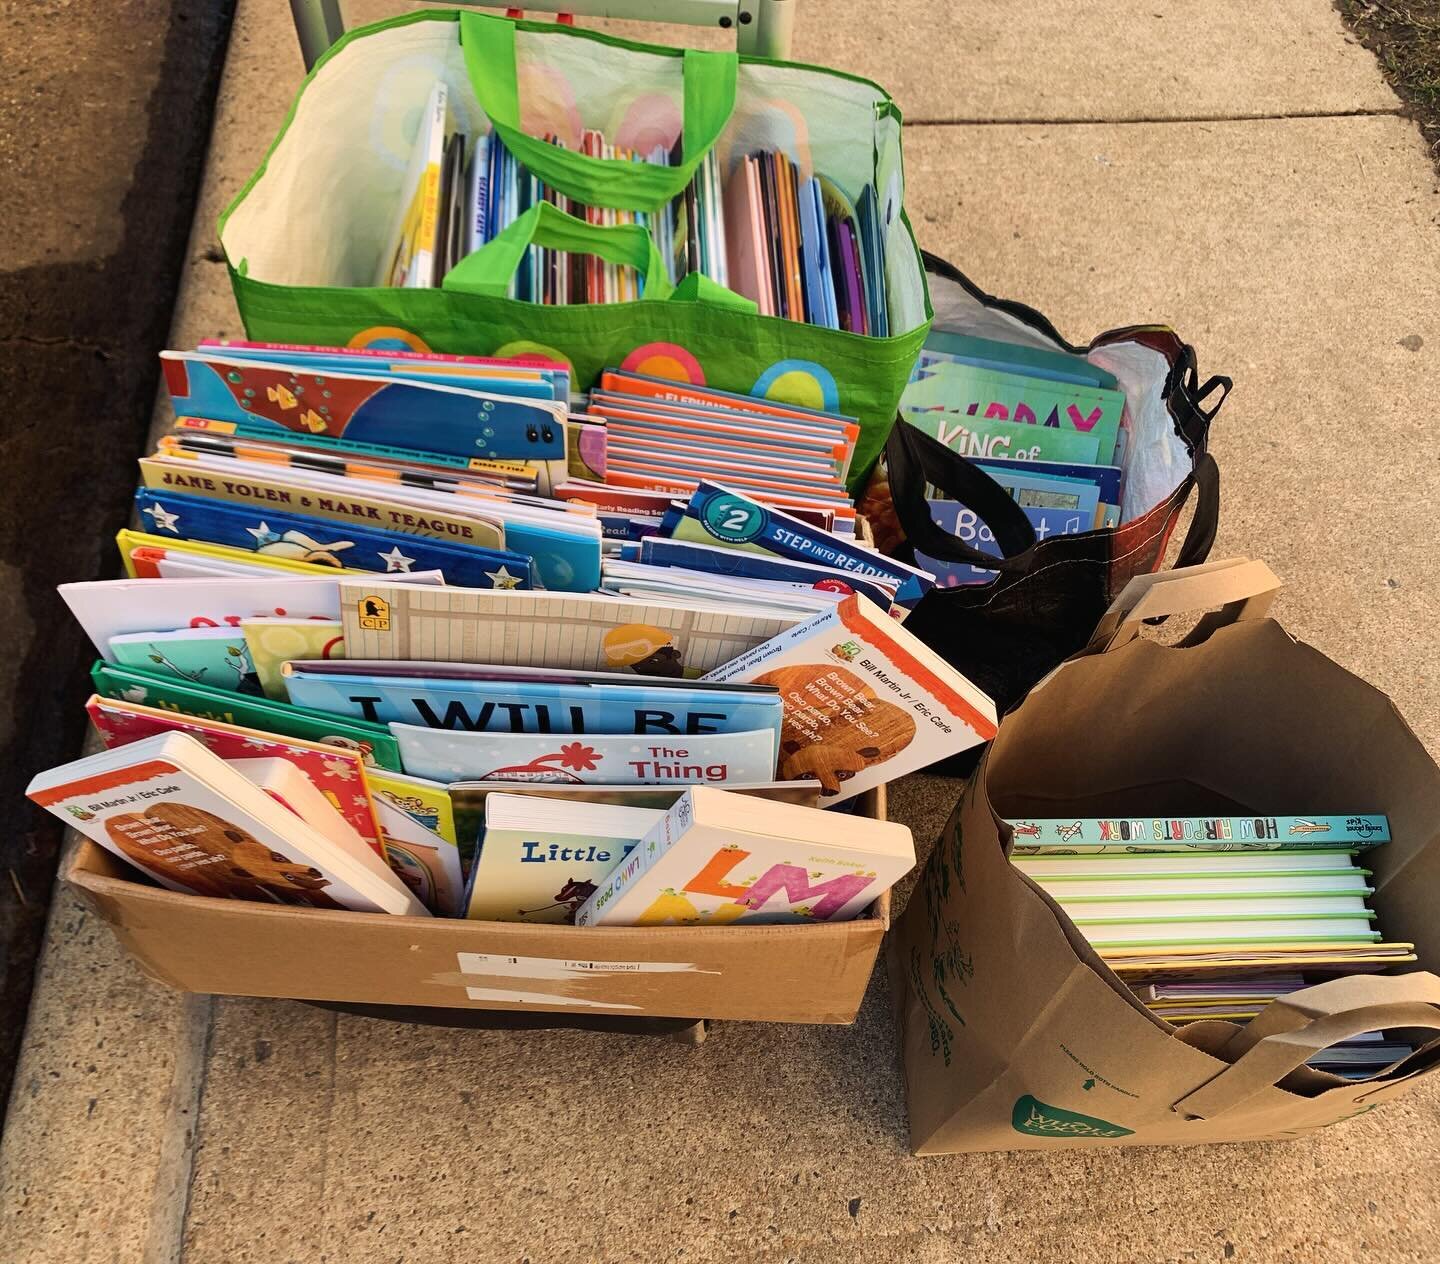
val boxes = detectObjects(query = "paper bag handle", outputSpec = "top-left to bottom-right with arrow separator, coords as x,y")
1171,973 -> 1440,1120
460,12 -> 739,213
1085,558 -> 1282,654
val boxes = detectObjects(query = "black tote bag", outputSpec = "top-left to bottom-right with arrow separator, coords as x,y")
860,252 -> 1229,734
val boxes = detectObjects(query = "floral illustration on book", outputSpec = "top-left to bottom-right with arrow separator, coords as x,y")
481,741 -> 601,785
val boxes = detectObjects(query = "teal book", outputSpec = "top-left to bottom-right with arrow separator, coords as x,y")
917,330 -> 1120,391
108,626 -> 260,695
1008,815 -> 1390,854
90,660 -> 403,770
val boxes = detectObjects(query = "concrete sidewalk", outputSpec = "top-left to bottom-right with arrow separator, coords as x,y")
5,2 -> 1440,1260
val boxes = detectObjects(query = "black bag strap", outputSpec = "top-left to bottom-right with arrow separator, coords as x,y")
1173,448 -> 1220,568
884,420 -> 1037,570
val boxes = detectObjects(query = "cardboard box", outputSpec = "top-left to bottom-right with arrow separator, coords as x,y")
67,787 -> 889,1024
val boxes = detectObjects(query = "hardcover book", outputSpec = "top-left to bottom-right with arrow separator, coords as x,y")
109,626 -> 260,695
574,786 -> 915,926
85,694 -> 388,858
89,660 -> 403,771
392,726 -> 778,786
241,617 -> 345,700
282,660 -> 783,746
367,769 -> 465,916
27,733 -> 427,915
465,794 -> 663,924
335,580 -> 799,677
702,594 -> 998,803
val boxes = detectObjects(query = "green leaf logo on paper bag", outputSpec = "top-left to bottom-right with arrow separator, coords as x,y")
1010,1095 -> 1134,1140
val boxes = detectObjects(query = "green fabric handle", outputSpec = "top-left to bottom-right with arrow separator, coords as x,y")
460,11 -> 738,213
442,201 -> 673,300
670,270 -> 757,314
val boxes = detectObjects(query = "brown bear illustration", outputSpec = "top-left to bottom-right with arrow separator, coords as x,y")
105,803 -> 341,907
753,663 -> 916,796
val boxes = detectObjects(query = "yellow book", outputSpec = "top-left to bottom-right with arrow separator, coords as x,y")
117,529 -> 367,579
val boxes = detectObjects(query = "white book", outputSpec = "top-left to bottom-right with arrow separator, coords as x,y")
575,786 -> 915,926
1011,852 -> 1361,879
229,756 -> 377,869
1080,917 -> 1379,947
392,725 -> 778,786
702,594 -> 996,803
61,570 -> 444,662
466,794 -> 663,924
376,80 -> 449,287
28,733 -> 428,915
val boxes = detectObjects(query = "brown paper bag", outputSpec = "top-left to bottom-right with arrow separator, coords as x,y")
889,559 -> 1440,1154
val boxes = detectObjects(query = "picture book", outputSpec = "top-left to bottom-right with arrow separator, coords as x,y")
1031,872 -> 1373,900
900,406 -> 1106,466
903,359 -> 1125,461
392,726 -> 778,786
89,660 -> 402,770
118,530 -> 367,580
108,626 -> 260,695
85,694 -> 387,858
574,786 -> 915,926
1010,850 -> 1365,879
917,497 -> 1098,587
241,617 -> 344,700
466,794 -> 663,924
60,569 -> 443,662
971,456 -> 1122,520
1006,815 -> 1391,854
367,768 -> 465,916
703,594 -> 997,803
160,351 -> 567,465
917,330 -> 1119,391
336,580 -> 800,677
668,482 -> 932,606
133,489 -> 533,590
281,660 -> 784,745
139,457 -> 509,551
230,756 -> 374,867
27,733 -> 427,915
376,79 -> 447,288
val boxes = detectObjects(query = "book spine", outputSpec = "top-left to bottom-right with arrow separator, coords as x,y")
1008,815 -> 1390,852
574,791 -> 688,926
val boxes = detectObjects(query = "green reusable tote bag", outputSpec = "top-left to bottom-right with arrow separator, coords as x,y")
218,10 -> 932,486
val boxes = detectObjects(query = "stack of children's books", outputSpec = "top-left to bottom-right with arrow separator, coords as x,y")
898,330 -> 1128,584
376,78 -> 887,330
29,338 -> 1002,928
1008,814 -> 1417,1078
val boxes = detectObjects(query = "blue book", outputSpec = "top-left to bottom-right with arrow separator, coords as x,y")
135,489 -> 533,590
637,537 -> 898,609
972,456 -> 1122,509
916,498 -> 1096,587
918,331 -> 1119,391
796,176 -> 833,330
161,350 -> 566,464
668,482 -> 933,607
282,662 -> 784,758
499,518 -> 602,593
193,344 -> 563,401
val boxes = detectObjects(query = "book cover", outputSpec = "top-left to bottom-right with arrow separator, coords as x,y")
86,694 -> 388,858
393,726 -> 778,786
134,489 -> 533,591
575,785 -> 914,926
917,330 -> 1118,391
367,768 -> 465,916
376,80 -> 447,288
336,580 -> 799,677
139,456 -> 509,552
119,529 -> 366,580
159,350 -> 567,464
669,482 -> 931,606
89,659 -> 402,770
634,537 -> 898,609
241,617 -> 345,700
917,497 -> 1097,587
702,594 -> 997,803
60,569 -> 444,663
1007,815 -> 1391,854
27,733 -> 427,915
281,660 -> 783,748
466,794 -> 663,923
109,626 -> 260,695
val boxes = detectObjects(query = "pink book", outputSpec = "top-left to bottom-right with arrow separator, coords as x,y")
724,157 -> 772,317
